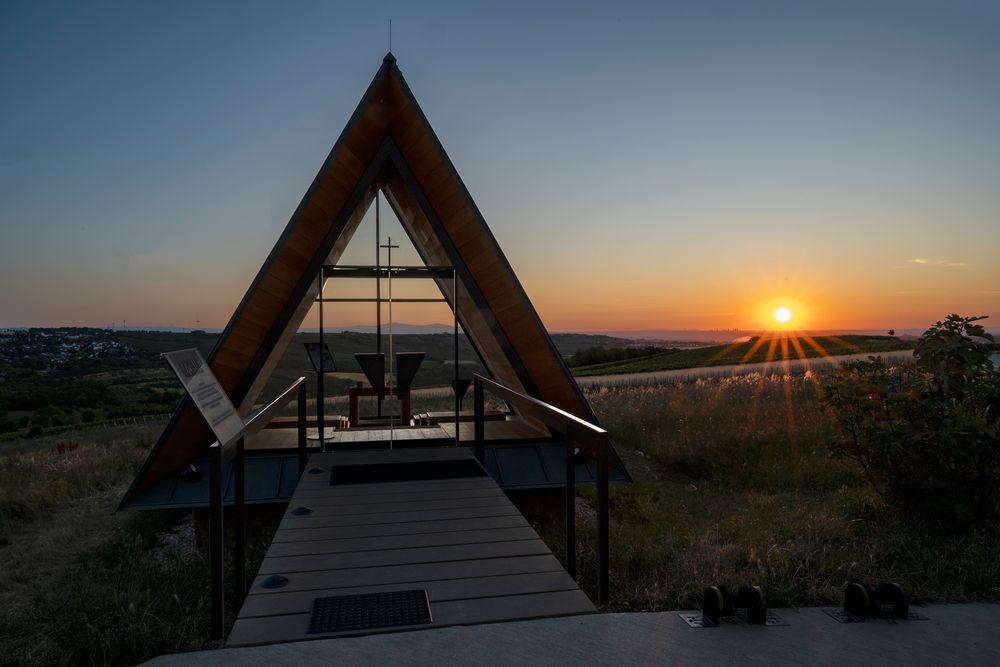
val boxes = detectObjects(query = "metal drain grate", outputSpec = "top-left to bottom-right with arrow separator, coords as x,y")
678,612 -> 789,628
822,608 -> 930,623
307,589 -> 432,634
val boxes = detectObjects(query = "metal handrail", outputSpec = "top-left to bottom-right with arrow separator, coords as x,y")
212,376 -> 308,464
471,374 -> 608,450
471,373 -> 610,607
207,375 -> 309,640
243,376 -> 307,432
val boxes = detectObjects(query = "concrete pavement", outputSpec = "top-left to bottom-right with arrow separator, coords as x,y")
146,603 -> 1000,666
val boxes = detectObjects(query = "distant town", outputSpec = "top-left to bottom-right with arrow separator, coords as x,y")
0,328 -> 138,371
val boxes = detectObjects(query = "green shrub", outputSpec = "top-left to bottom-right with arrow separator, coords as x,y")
822,314 -> 1000,528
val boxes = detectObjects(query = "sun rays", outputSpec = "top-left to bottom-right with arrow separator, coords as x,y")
710,329 -> 854,372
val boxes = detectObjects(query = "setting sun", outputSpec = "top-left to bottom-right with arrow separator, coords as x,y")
754,294 -> 810,331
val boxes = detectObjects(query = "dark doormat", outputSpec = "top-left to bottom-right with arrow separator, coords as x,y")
307,589 -> 432,634
330,459 -> 486,485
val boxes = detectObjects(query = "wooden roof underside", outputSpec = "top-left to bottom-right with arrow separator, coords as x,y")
121,54 -> 598,504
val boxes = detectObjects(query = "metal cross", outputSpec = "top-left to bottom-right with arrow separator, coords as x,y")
379,237 -> 399,269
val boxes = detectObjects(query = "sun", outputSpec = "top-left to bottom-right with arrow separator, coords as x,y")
756,296 -> 807,329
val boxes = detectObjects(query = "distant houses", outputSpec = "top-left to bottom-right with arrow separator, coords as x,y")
0,328 -> 136,370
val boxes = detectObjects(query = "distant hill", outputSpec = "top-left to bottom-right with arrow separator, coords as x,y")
316,323 -> 456,335
570,334 -> 917,377
578,329 -> 749,344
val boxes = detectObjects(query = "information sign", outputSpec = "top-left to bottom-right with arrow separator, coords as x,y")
164,348 -> 244,447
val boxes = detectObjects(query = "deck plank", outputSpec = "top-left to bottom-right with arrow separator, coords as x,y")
274,504 -> 522,530
281,495 -> 512,517
265,525 -> 540,557
238,570 -> 581,617
257,538 -> 553,575
271,514 -> 532,543
248,553 -> 567,594
228,590 -> 593,647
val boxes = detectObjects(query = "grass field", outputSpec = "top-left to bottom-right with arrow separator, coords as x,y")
551,372 -> 1000,610
2,368 -> 999,664
572,334 -> 915,376
0,425 -> 278,665
0,425 -> 205,664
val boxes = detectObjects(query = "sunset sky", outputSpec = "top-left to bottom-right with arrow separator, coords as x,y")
2,1 -> 998,333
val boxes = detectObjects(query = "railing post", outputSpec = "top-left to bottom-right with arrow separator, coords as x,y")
317,273 -> 325,452
565,427 -> 576,579
473,378 -> 485,465
453,268 -> 460,448
316,374 -> 325,453
472,374 -> 611,606
234,436 -> 246,610
209,442 -> 224,640
597,434 -> 610,607
297,382 -> 307,476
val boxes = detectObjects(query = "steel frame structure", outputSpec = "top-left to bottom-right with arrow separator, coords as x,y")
315,263 -> 461,449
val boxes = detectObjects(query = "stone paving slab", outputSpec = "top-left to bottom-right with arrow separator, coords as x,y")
147,603 -> 1000,666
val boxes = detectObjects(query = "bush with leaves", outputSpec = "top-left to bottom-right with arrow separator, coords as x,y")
822,314 -> 1000,528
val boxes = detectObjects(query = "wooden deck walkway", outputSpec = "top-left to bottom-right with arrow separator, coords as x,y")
227,447 -> 594,647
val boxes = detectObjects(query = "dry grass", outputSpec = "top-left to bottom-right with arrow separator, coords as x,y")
0,425 -> 155,545
0,425 -> 217,666
535,372 -> 1000,611
2,373 -> 999,664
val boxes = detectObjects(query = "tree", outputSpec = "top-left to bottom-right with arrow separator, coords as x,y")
32,405 -> 68,428
822,315 -> 1000,528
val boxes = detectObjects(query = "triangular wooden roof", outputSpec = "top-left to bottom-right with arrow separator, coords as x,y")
121,54 -> 605,505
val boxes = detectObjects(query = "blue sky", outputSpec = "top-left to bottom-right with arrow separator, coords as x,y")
2,1 -> 998,331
